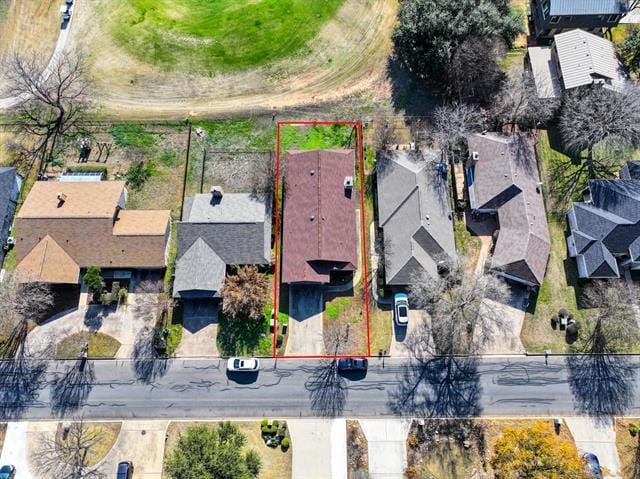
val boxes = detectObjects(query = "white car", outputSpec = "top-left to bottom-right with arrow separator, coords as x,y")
227,357 -> 260,372
394,293 -> 409,326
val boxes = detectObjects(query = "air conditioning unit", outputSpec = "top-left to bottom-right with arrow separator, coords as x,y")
472,151 -> 479,161
5,237 -> 15,246
211,186 -> 223,198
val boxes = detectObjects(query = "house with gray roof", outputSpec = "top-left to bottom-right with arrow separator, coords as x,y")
0,167 -> 23,265
530,0 -> 629,40
173,189 -> 271,299
567,161 -> 640,278
466,133 -> 550,287
528,29 -> 628,99
376,150 -> 456,286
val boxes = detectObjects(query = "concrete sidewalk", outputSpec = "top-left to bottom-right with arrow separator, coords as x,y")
288,419 -> 347,479
359,419 -> 412,479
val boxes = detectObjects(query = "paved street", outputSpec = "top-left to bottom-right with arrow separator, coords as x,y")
0,355 -> 638,420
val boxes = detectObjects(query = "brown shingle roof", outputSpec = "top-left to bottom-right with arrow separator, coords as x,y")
15,235 -> 80,283
281,150 -> 358,283
113,210 -> 171,236
18,181 -> 125,218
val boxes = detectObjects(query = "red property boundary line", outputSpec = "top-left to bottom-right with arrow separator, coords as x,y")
271,121 -> 371,359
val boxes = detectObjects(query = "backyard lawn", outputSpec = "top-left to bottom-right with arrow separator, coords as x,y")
108,0 -> 344,73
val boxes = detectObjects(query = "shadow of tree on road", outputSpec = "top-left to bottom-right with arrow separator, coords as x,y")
305,360 -> 348,417
566,354 -> 636,419
132,327 -> 168,384
51,358 -> 95,417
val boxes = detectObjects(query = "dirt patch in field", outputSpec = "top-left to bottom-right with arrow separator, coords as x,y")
0,0 -> 61,96
65,0 -> 397,119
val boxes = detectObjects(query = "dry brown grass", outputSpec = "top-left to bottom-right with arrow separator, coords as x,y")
347,420 -> 369,479
616,418 -> 640,479
163,421 -> 292,479
66,0 -> 397,119
54,421 -> 121,467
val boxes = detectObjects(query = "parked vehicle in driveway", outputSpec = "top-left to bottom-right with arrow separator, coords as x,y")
394,293 -> 409,326
582,453 -> 603,479
0,465 -> 15,479
337,357 -> 368,371
227,357 -> 260,372
116,461 -> 133,479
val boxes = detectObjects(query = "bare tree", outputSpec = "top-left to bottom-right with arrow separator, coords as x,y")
371,121 -> 398,150
490,70 -> 560,131
431,103 -> 486,161
220,266 -> 268,321
576,280 -> 640,354
36,419 -> 105,479
6,52 -> 90,174
0,272 -> 54,357
558,84 -> 640,180
450,36 -> 507,104
409,257 -> 511,355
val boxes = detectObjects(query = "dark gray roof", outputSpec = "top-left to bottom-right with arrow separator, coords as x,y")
173,238 -> 225,298
567,166 -> 640,278
376,150 -> 456,285
549,0 -> 628,16
0,167 -> 21,239
620,161 -> 640,180
466,133 -> 550,285
175,193 -> 271,294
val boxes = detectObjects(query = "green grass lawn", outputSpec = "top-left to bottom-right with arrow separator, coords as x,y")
453,220 -> 482,267
109,0 -> 344,73
55,331 -> 121,359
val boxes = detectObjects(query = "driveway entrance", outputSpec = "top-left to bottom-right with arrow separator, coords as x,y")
285,285 -> 324,356
176,299 -> 219,357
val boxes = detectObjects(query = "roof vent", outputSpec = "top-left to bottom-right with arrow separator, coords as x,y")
57,192 -> 67,206
310,169 -> 315,176
472,151 -> 479,161
210,186 -> 223,198
344,176 -> 354,190
310,215 -> 315,221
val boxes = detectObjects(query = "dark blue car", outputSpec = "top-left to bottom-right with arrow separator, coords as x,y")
583,453 -> 603,479
116,461 -> 133,479
0,465 -> 15,479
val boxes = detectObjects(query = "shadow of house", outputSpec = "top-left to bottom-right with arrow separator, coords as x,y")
567,162 -> 640,279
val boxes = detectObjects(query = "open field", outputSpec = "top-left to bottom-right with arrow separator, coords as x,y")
59,0 -> 397,118
108,0 -> 344,73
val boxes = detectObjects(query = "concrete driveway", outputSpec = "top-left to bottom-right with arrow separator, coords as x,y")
359,419 -> 412,479
565,417 -> 622,479
100,421 -> 168,479
289,419 -> 346,479
389,309 -> 424,358
475,296 -> 526,354
285,285 -> 325,356
176,299 -> 219,357
0,422 -> 32,478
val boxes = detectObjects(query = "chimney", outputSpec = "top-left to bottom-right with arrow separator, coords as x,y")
210,186 -> 223,199
472,151 -> 479,161
57,192 -> 67,207
344,176 -> 353,191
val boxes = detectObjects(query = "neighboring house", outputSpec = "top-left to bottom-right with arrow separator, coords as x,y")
376,150 -> 456,286
14,181 -> 170,284
0,167 -> 23,264
281,149 -> 358,284
528,29 -> 628,99
567,161 -> 640,278
173,188 -> 272,299
466,133 -> 550,287
530,0 -> 629,40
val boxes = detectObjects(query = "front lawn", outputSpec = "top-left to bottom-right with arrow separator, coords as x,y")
217,312 -> 272,357
55,331 -> 121,359
520,214 -> 587,352
55,422 -> 122,466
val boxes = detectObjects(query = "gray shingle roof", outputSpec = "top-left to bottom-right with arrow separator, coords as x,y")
175,193 -> 271,295
0,168 -> 21,258
376,150 -> 456,285
549,0 -> 628,16
554,29 -> 628,92
173,238 -> 225,298
466,134 -> 550,286
567,164 -> 640,278
620,161 -> 640,180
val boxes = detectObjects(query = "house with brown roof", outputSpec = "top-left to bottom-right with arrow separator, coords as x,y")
466,133 -> 550,287
14,180 -> 170,284
281,149 -> 358,284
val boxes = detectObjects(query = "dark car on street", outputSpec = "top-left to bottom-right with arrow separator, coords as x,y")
582,453 -> 603,479
116,461 -> 133,479
337,357 -> 368,371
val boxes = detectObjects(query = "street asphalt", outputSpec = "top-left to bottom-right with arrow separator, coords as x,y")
0,355 -> 639,420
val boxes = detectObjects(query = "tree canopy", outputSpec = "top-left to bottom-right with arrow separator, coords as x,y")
393,0 -> 522,92
165,423 -> 260,479
492,422 -> 585,479
619,25 -> 640,76
221,266 -> 268,321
